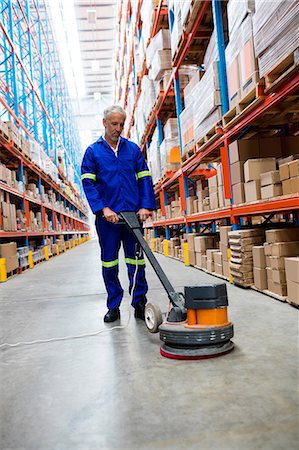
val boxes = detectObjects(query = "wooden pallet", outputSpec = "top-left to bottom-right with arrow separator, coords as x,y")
195,123 -> 220,152
265,48 -> 299,93
0,127 -> 9,143
184,0 -> 205,34
222,84 -> 265,129
181,145 -> 195,162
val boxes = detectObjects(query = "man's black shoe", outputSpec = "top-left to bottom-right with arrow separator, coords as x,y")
104,308 -> 120,323
134,302 -> 146,320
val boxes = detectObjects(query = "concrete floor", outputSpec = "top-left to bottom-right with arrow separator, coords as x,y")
0,239 -> 298,450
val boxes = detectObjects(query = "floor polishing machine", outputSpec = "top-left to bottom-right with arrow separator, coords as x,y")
120,212 -> 234,360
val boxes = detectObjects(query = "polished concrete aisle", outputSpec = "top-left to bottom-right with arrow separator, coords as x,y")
0,239 -> 298,450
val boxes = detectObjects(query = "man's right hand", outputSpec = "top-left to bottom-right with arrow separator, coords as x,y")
102,207 -> 119,224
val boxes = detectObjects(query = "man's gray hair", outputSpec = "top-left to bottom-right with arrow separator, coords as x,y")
103,105 -> 126,119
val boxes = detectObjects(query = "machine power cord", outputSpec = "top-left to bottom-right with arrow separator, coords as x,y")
0,309 -> 132,350
0,250 -> 141,351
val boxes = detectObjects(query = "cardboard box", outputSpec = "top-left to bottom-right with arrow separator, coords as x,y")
5,254 -> 19,272
220,243 -> 228,261
232,182 -> 245,204
208,175 -> 218,193
186,196 -> 197,215
186,233 -> 198,251
272,269 -> 286,284
214,262 -> 223,275
210,191 -> 219,210
245,180 -> 261,202
253,267 -> 268,290
193,199 -> 198,214
268,280 -> 287,297
188,250 -> 196,266
244,158 -> 276,183
214,251 -> 222,265
220,226 -> 232,245
265,228 -> 299,243
261,184 -> 282,199
271,242 -> 299,257
231,161 -> 244,185
218,186 -> 224,208
279,163 -> 290,181
290,177 -> 299,194
207,260 -> 214,273
229,139 -> 259,164
217,163 -> 223,186
197,188 -> 209,202
260,171 -> 280,187
282,179 -> 292,195
201,254 -> 207,270
270,256 -> 285,270
195,252 -> 202,267
206,249 -> 218,261
266,255 -> 271,267
285,257 -> 299,284
223,260 -> 230,278
252,246 -> 266,269
289,160 -> 299,178
0,242 -> 17,258
286,279 -> 299,305
194,236 -> 215,253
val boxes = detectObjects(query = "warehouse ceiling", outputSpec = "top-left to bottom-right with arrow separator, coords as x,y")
73,0 -> 118,146
49,0 -> 118,149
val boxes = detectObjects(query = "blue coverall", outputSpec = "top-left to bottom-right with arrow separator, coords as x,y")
81,136 -> 156,310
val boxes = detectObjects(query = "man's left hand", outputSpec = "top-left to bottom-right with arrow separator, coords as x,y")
137,208 -> 150,222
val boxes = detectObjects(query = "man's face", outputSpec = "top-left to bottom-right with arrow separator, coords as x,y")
103,112 -> 125,142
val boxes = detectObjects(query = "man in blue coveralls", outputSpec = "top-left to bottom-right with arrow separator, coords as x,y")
81,105 -> 156,323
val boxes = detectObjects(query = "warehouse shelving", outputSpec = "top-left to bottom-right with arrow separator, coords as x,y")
115,0 -> 299,233
0,0 -> 90,280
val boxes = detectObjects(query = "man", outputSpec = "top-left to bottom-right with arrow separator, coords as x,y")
81,105 -> 156,323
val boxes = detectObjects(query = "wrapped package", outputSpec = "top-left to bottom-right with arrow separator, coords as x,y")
253,0 -> 299,77
169,1 -> 183,57
146,29 -> 171,68
140,0 -> 156,45
192,62 -> 221,130
160,138 -> 180,176
203,31 -> 217,69
180,0 -> 192,28
147,129 -> 161,185
227,0 -> 255,37
163,118 -> 178,140
194,107 -> 222,144
180,104 -> 194,154
148,49 -> 172,81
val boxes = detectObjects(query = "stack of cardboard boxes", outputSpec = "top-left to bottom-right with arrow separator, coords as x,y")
244,158 -> 276,203
229,229 -> 265,287
219,226 -> 232,279
260,170 -> 282,199
279,158 -> 299,196
263,229 -> 299,297
285,257 -> 299,306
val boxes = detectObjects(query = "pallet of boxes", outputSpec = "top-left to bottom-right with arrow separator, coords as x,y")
229,229 -> 265,287
254,228 -> 299,302
0,242 -> 19,279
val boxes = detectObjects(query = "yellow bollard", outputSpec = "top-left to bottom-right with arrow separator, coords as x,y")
63,243 -> 66,252
227,248 -> 233,283
28,250 -> 34,269
151,237 -> 156,252
68,240 -> 72,250
44,245 -> 49,261
183,242 -> 189,266
56,244 -> 59,256
0,258 -> 7,282
163,239 -> 169,257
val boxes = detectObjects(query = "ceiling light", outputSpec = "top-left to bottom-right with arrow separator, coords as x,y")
87,9 -> 97,24
91,60 -> 100,72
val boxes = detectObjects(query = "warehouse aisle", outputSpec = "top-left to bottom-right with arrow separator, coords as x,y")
0,239 -> 298,450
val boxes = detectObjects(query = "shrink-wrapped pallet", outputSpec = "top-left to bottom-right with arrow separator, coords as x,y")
180,104 -> 194,154
227,0 -> 255,37
146,29 -> 171,69
163,118 -> 178,140
160,138 -> 180,176
253,0 -> 299,77
148,49 -> 172,81
147,129 -> 161,185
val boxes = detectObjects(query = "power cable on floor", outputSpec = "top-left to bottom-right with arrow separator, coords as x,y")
0,248 -> 142,351
0,309 -> 132,350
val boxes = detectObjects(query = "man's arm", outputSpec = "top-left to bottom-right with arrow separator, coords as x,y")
81,147 -> 107,214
